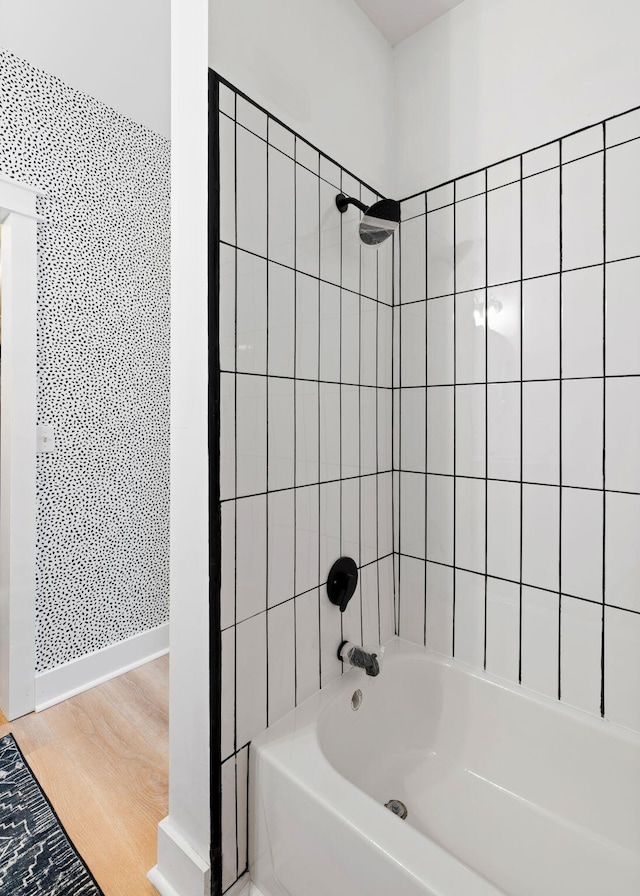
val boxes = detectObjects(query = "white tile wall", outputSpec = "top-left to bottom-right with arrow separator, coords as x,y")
397,105 -> 640,737
217,81 -> 396,891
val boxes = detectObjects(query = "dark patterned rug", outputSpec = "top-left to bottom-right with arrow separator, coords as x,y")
0,733 -> 103,894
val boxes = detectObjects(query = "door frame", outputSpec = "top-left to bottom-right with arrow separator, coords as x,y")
0,174 -> 41,720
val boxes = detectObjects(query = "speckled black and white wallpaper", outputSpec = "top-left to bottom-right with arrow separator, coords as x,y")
0,49 -> 170,672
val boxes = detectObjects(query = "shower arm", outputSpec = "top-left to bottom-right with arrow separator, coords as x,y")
335,193 -> 368,215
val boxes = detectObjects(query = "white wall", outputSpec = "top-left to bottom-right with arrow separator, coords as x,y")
393,0 -> 640,197
209,0 -> 394,195
0,0 -> 170,137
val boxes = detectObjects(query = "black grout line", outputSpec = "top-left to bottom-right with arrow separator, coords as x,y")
358,183 -> 364,648
316,166 -> 322,690
558,138 -> 564,703
265,119 -> 271,727
452,179 -> 457,658
518,153 -> 524,685
423,191 -> 429,648
292,136 -> 299,707
601,122 -> 608,718
483,168 -> 489,671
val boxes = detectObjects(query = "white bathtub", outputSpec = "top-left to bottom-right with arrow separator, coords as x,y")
250,639 -> 640,896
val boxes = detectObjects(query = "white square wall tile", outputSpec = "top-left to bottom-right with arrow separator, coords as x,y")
454,570 -> 485,670
487,382 -> 520,482
296,164 -> 320,277
400,472 -> 425,559
561,379 -> 603,490
561,152 -> 604,271
562,266 -> 603,379
562,124 -> 603,163
236,374 -> 267,497
487,480 -> 521,583
522,275 -> 559,380
320,581 -> 343,688
235,748 -> 248,871
268,490 -> 295,608
296,381 -> 319,486
235,495 -> 267,623
268,119 -> 295,158
402,194 -> 426,220
522,484 -> 559,592
456,171 -> 485,201
341,477 -> 360,565
398,555 -> 425,646
360,388 -> 377,476
425,562 -> 453,656
400,214 -> 426,303
400,301 -> 426,386
378,389 -> 393,471
455,384 -> 486,478
341,579 -> 362,647
319,383 -> 341,483
360,297 -> 377,387
606,138 -> 640,262
521,586 -> 559,700
360,475 -> 378,566
218,84 -> 235,118
219,243 -> 236,372
219,114 -> 236,246
427,295 -> 455,385
523,142 -> 559,177
319,281 -> 340,383
236,250 -> 267,375
320,155 -> 341,189
377,472 -> 394,558
561,487 -> 603,603
268,263 -> 295,378
360,562 -> 380,648
487,181 -> 521,287
427,182 -> 454,212
604,606 -> 640,732
427,205 -> 455,298
426,386 -> 454,474
522,381 -> 559,485
523,167 -> 560,278
486,578 -> 520,684
320,179 -> 342,287
236,125 -> 267,257
341,194 -> 361,295
296,138 -> 319,173
378,556 -> 396,644
605,492 -> 640,613
268,377 -> 294,491
295,273 -> 319,380
487,157 -> 520,190
319,480 -> 341,582
221,758 -> 237,890
267,600 -> 296,725
295,589 -> 320,704
236,96 -> 267,138
295,486 -> 319,596
606,109 -> 640,147
378,304 -> 393,388
487,282 -> 521,382
221,502 -> 235,630
606,258 -> 640,376
268,146 -> 295,268
560,596 -> 602,717
236,612 -> 267,747
426,474 -> 454,565
400,388 -> 426,473
341,290 -> 360,385
606,376 -> 640,493
221,627 -> 235,760
220,373 -> 236,501
455,477 -> 486,574
455,193 -> 486,292
455,290 -> 485,384
341,385 -> 359,479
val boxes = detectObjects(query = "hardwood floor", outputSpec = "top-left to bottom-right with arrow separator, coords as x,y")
0,655 -> 169,896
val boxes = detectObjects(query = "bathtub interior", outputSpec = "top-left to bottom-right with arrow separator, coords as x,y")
311,639 -> 640,896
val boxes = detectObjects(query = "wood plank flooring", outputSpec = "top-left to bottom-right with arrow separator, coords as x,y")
0,654 -> 169,896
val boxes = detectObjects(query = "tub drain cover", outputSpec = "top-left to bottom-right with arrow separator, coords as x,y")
385,799 -> 407,820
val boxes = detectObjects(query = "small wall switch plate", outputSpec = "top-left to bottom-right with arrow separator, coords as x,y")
36,424 -> 55,454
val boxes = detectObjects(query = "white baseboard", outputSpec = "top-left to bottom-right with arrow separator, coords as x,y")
149,817 -> 210,896
35,623 -> 169,711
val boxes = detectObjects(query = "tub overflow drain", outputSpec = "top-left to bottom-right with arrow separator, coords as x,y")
385,799 -> 408,820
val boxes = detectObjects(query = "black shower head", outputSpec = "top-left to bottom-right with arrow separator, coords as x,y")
335,193 -> 400,246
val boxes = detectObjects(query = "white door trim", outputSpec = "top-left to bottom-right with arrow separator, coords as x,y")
0,175 -> 43,720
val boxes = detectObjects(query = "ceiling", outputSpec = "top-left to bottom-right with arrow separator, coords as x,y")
354,0 -> 467,47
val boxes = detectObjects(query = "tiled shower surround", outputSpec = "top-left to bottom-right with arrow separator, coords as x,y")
397,105 -> 640,733
217,77 -> 640,890
216,79 -> 395,890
